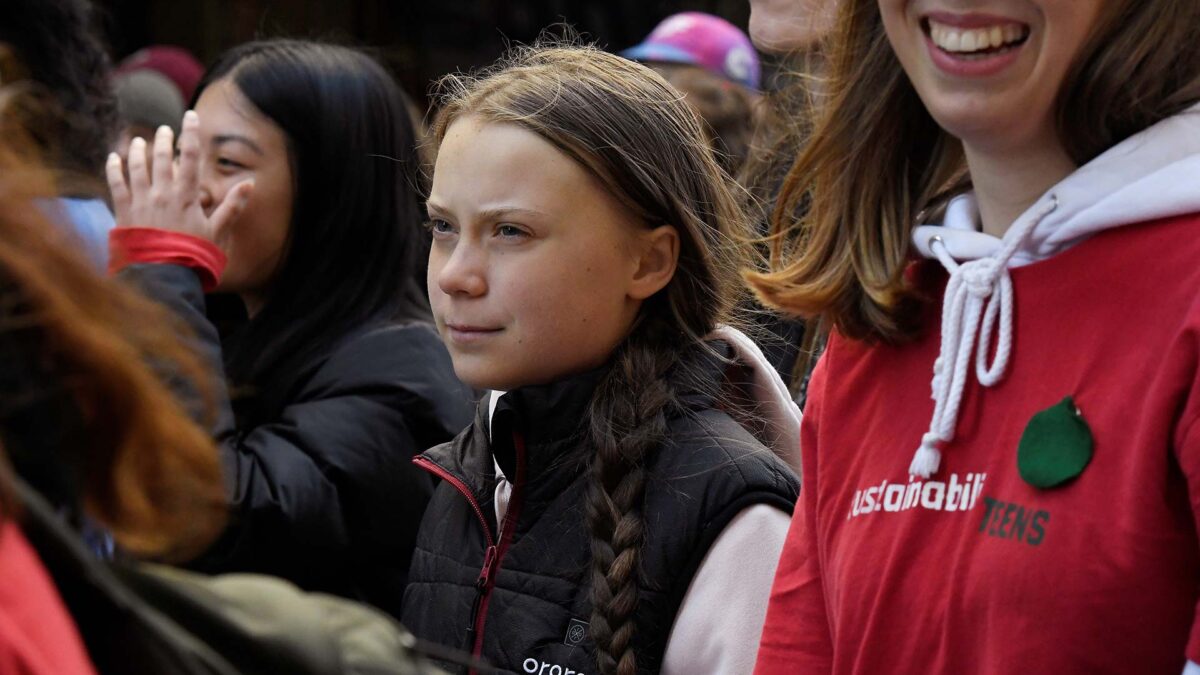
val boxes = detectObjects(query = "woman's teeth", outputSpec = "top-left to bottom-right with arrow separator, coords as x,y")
928,20 -> 1028,54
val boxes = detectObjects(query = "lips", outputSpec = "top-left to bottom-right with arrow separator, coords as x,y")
920,12 -> 1031,76
443,322 -> 503,346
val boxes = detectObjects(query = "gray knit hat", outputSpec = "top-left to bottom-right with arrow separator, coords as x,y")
113,69 -> 185,133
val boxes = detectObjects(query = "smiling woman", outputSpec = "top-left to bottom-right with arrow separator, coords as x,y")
105,39 -> 474,618
749,0 -> 1200,672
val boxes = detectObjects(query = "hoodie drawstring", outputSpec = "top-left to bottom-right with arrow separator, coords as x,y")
909,195 -> 1059,478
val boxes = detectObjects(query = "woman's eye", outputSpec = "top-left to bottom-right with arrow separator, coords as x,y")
426,219 -> 455,236
496,224 -> 528,238
216,157 -> 246,171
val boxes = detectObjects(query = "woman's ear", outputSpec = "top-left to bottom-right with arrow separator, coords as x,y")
628,224 -> 679,300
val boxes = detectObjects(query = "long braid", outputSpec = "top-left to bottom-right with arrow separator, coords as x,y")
586,323 -> 679,675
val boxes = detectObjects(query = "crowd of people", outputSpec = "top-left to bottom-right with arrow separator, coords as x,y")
1,0 -> 1199,673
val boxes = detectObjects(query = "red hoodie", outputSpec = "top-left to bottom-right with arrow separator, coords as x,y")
0,521 -> 95,675
755,213 -> 1200,674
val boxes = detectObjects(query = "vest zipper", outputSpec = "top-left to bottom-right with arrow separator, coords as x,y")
413,437 -> 526,674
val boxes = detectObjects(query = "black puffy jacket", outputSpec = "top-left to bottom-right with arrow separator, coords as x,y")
401,346 -> 799,673
121,263 -> 474,617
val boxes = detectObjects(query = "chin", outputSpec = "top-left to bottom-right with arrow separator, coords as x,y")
449,359 -> 518,393
923,95 -> 1025,147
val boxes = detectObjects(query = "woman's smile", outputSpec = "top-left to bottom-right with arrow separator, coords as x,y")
922,12 -> 1030,77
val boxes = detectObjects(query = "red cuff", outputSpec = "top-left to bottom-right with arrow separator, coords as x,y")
109,227 -> 227,292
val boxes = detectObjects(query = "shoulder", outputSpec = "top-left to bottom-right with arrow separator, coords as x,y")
0,524 -> 94,675
301,321 -> 474,433
309,321 -> 461,393
655,407 -> 799,505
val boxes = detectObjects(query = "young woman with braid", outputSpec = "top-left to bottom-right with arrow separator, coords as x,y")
400,45 -> 801,675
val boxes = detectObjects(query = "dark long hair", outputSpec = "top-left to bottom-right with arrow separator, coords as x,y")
192,40 -> 429,423
432,44 -> 753,675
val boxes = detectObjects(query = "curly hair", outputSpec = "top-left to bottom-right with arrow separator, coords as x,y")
0,0 -> 118,194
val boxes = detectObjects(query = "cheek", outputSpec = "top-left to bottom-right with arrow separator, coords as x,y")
251,176 -> 293,250
225,182 -> 291,270
879,3 -> 916,61
511,252 -> 631,342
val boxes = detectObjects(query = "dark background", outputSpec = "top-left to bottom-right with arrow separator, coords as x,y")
94,0 -> 752,105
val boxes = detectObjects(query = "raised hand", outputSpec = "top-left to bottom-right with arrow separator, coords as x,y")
106,110 -> 254,245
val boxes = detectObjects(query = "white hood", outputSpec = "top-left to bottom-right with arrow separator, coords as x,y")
904,103 -> 1200,479
709,326 -> 803,476
915,103 -> 1200,264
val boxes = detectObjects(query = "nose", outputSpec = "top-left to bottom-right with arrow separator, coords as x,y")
434,239 -> 488,298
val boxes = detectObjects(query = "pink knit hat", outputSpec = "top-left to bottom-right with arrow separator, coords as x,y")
621,12 -> 761,90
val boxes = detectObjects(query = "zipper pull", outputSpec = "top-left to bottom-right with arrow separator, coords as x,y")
477,544 -> 498,590
465,544 -> 499,657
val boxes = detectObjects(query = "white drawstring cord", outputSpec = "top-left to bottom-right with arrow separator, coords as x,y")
909,196 -> 1059,478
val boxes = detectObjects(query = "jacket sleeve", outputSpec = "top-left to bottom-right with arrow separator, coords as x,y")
753,350 -> 834,674
117,263 -> 435,586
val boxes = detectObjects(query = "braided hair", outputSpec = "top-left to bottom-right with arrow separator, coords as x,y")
431,42 -> 755,674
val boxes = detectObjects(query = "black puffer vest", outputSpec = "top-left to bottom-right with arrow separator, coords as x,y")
401,346 -> 799,674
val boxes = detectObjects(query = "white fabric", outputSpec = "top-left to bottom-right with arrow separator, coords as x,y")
488,390 -> 512,529
709,325 -> 804,475
908,197 -> 1057,477
906,103 -> 1200,478
1183,660 -> 1200,675
661,504 -> 791,675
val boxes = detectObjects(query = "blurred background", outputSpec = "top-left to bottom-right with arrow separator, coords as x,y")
94,0 -> 751,104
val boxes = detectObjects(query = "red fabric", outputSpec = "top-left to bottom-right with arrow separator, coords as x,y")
0,521 -> 96,675
756,214 -> 1200,675
109,227 -> 226,291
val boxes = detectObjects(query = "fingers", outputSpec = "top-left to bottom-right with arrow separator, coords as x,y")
209,180 -> 254,239
105,153 -> 132,225
174,111 -> 201,204
127,136 -> 151,200
151,125 -> 175,189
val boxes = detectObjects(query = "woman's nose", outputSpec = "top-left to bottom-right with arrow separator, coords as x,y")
435,242 -> 487,298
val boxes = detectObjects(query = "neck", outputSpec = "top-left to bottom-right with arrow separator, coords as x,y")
964,135 -> 1077,238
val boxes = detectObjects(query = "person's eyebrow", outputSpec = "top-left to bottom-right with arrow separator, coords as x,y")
425,199 -> 452,219
475,205 -> 549,221
212,134 -> 264,156
425,202 -> 550,222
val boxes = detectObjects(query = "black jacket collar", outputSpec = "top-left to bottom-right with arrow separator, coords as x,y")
420,340 -> 734,521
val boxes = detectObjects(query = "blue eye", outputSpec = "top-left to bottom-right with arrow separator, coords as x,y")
426,219 -> 456,236
496,224 -> 528,238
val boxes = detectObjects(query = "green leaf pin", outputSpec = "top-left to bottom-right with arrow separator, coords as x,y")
1017,396 -> 1093,488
